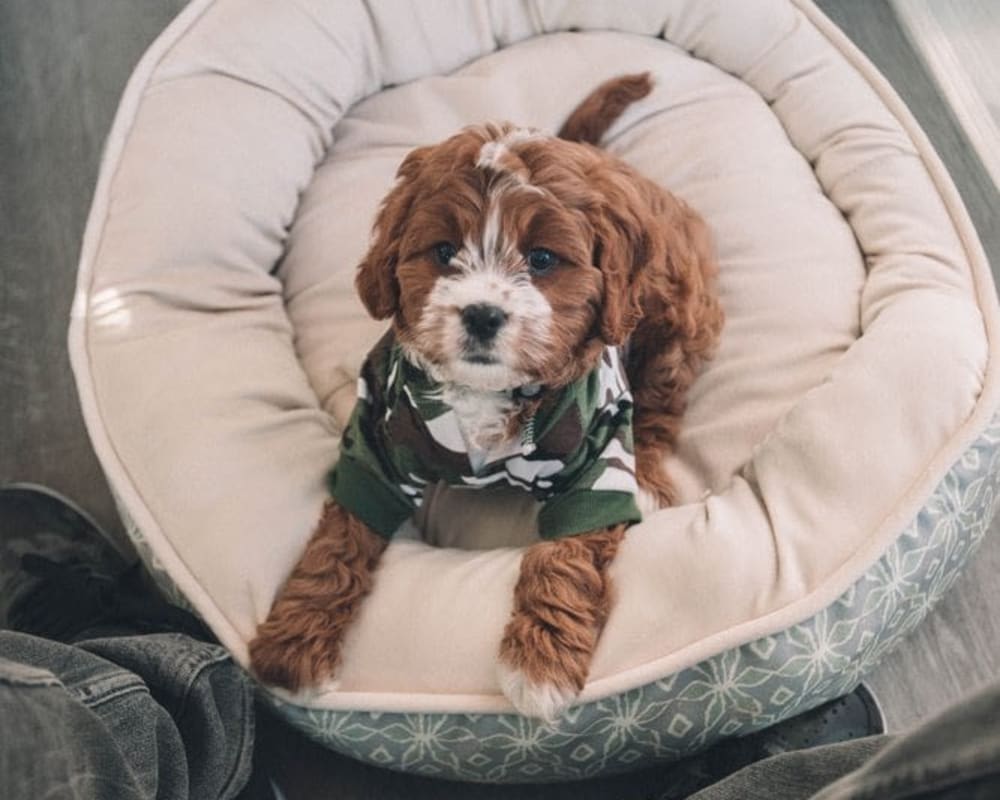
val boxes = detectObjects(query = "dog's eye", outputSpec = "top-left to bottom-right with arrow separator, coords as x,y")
526,248 -> 558,275
431,242 -> 458,267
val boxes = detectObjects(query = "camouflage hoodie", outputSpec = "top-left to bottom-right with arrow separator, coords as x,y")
328,332 -> 642,540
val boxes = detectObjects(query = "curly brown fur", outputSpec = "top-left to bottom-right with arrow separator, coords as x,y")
558,72 -> 653,145
249,502 -> 387,691
556,122 -> 723,504
617,178 -> 723,505
498,526 -> 626,695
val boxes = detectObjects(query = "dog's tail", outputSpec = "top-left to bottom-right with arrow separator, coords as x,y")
557,72 -> 654,146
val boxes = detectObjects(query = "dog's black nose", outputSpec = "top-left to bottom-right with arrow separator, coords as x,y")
461,303 -> 507,342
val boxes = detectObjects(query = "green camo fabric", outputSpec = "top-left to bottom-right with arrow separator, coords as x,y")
327,332 -> 642,539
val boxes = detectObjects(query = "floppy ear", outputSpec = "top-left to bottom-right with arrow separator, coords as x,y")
591,172 -> 662,346
594,167 -> 721,351
355,147 -> 430,319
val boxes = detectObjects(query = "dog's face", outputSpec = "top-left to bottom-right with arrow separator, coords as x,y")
356,123 -> 659,392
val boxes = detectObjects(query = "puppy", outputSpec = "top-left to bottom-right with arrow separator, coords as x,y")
250,73 -> 723,720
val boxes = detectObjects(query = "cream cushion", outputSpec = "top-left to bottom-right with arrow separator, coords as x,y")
71,0 -> 999,776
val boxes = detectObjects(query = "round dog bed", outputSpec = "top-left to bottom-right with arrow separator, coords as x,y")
70,0 -> 1000,782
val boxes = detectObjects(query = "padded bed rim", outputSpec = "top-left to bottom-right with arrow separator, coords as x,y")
69,0 -> 1000,711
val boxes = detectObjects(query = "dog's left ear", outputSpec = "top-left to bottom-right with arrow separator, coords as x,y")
355,146 -> 431,319
593,167 -> 720,350
591,170 -> 662,346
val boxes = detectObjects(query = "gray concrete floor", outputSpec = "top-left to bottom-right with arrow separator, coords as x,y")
893,0 -> 1000,189
1,0 -> 999,797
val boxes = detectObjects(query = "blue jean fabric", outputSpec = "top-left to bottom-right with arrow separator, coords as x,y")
0,631 -> 254,800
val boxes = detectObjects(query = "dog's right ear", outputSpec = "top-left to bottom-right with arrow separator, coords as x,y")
355,147 -> 430,319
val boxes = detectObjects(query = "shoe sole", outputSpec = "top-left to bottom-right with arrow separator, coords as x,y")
855,681 -> 887,735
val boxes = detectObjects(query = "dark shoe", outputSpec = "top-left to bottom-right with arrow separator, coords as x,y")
0,483 -> 211,642
751,683 -> 885,756
655,684 -> 886,799
0,482 -> 128,627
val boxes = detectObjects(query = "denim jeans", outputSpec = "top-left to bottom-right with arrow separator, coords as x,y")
0,630 -> 254,800
2,625 -> 999,799
689,679 -> 1000,800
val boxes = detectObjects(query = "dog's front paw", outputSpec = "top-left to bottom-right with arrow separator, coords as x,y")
497,615 -> 590,722
248,502 -> 388,693
497,529 -> 623,720
248,625 -> 341,693
497,660 -> 579,721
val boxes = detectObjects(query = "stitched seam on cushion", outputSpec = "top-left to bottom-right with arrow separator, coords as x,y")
826,145 -> 923,192
146,69 -> 320,134
740,10 -> 804,97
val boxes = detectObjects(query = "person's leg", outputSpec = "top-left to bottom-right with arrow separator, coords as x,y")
0,646 -> 149,800
811,679 -> 1000,800
683,737 -> 888,800
0,485 -> 258,800
0,631 -> 255,800
685,679 -> 1000,800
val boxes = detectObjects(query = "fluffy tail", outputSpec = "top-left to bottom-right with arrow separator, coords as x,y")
557,72 -> 654,146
